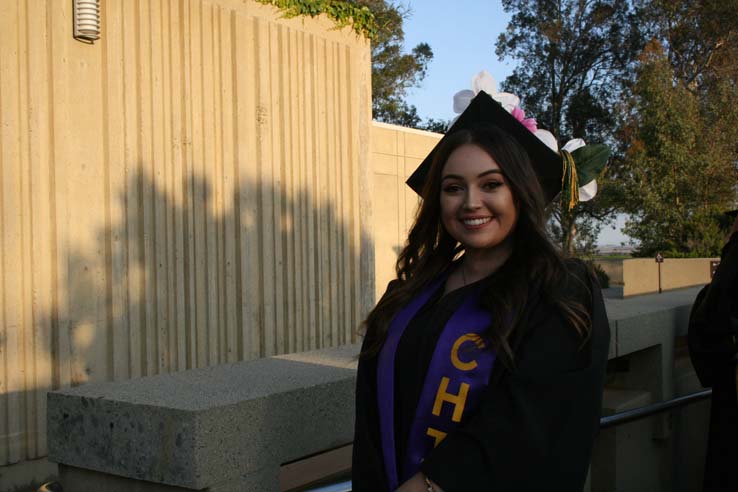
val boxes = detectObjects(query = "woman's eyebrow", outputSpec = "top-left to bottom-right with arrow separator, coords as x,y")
478,169 -> 503,178
442,169 -> 503,181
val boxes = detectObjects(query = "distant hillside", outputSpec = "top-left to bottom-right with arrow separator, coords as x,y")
596,244 -> 635,255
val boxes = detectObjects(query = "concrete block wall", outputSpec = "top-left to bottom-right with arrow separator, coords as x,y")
622,259 -> 661,296
591,389 -> 660,492
660,258 -> 719,291
606,258 -> 719,297
370,122 -> 442,299
672,350 -> 710,492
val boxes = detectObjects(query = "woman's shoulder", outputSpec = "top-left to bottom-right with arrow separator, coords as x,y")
562,257 -> 595,281
514,258 -> 608,374
377,279 -> 403,302
386,278 -> 402,292
559,258 -> 598,303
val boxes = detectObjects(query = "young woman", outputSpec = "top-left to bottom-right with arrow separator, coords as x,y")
352,97 -> 610,491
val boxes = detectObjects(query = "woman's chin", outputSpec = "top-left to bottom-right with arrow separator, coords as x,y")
457,231 -> 516,254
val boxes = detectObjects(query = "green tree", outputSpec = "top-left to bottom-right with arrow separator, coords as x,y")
496,0 -> 643,255
616,0 -> 738,256
350,0 -> 433,126
619,41 -> 737,256
263,0 -> 436,128
634,0 -> 738,90
496,0 -> 641,143
417,117 -> 450,134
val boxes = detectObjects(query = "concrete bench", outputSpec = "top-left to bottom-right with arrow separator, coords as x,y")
48,345 -> 359,492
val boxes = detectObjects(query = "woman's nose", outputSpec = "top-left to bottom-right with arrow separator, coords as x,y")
464,188 -> 481,209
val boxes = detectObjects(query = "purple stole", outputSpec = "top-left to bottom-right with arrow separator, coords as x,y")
377,277 -> 497,489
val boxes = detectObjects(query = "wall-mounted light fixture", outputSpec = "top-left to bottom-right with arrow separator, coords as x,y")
73,0 -> 101,43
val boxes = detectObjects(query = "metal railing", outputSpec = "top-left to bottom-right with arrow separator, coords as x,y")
303,389 -> 713,492
303,482 -> 353,492
599,388 -> 711,429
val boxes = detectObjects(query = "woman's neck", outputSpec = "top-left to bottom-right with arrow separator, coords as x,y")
461,240 -> 513,284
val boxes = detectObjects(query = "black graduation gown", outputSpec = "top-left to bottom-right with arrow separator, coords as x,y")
352,261 -> 610,491
688,232 -> 738,492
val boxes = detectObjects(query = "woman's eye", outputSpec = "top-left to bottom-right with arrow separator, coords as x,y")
482,181 -> 503,190
443,184 -> 463,193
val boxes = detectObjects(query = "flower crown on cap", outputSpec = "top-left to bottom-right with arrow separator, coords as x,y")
452,71 -> 607,208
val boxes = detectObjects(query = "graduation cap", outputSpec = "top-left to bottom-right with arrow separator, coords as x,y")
726,209 -> 738,218
406,90 -> 610,208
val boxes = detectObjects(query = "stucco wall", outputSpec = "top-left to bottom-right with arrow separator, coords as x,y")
0,0 -> 372,468
622,258 -> 718,297
370,122 -> 442,299
622,259 -> 661,296
661,258 -> 718,291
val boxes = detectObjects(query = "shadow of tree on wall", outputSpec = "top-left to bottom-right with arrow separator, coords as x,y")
0,164 -> 373,481
65,166 -> 371,382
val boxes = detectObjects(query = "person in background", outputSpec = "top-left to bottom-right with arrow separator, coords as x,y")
688,210 -> 738,492
352,90 -> 611,492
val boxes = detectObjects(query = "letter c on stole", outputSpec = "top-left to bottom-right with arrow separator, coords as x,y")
451,333 -> 485,371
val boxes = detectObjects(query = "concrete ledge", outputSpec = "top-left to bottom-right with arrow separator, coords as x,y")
48,345 -> 359,490
605,286 -> 700,357
47,289 -> 703,491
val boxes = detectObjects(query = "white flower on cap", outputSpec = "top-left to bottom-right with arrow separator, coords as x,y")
535,131 -> 598,201
452,70 -> 520,120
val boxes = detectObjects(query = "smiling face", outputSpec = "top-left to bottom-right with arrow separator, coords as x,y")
440,143 -> 518,254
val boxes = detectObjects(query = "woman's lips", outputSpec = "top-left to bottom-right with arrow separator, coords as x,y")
460,216 -> 493,229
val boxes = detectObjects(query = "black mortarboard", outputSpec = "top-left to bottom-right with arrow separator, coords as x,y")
406,91 -> 600,205
726,209 -> 738,218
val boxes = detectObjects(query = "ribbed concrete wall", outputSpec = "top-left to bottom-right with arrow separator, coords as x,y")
370,122 -> 442,299
0,0 -> 372,467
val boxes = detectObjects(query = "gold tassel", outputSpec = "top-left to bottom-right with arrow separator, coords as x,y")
560,150 -> 579,211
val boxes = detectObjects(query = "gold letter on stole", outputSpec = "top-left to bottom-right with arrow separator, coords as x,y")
432,377 -> 469,422
451,333 -> 485,371
426,427 -> 448,447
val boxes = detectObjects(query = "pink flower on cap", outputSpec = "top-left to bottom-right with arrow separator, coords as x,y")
511,106 -> 538,134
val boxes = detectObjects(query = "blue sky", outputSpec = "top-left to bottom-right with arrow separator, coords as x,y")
401,1 -> 630,246
402,0 -> 515,122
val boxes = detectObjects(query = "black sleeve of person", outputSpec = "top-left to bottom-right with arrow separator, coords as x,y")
420,261 -> 610,491
352,280 -> 397,492
688,232 -> 738,388
351,338 -> 390,491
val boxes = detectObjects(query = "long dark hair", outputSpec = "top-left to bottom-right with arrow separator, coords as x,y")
361,125 -> 591,367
